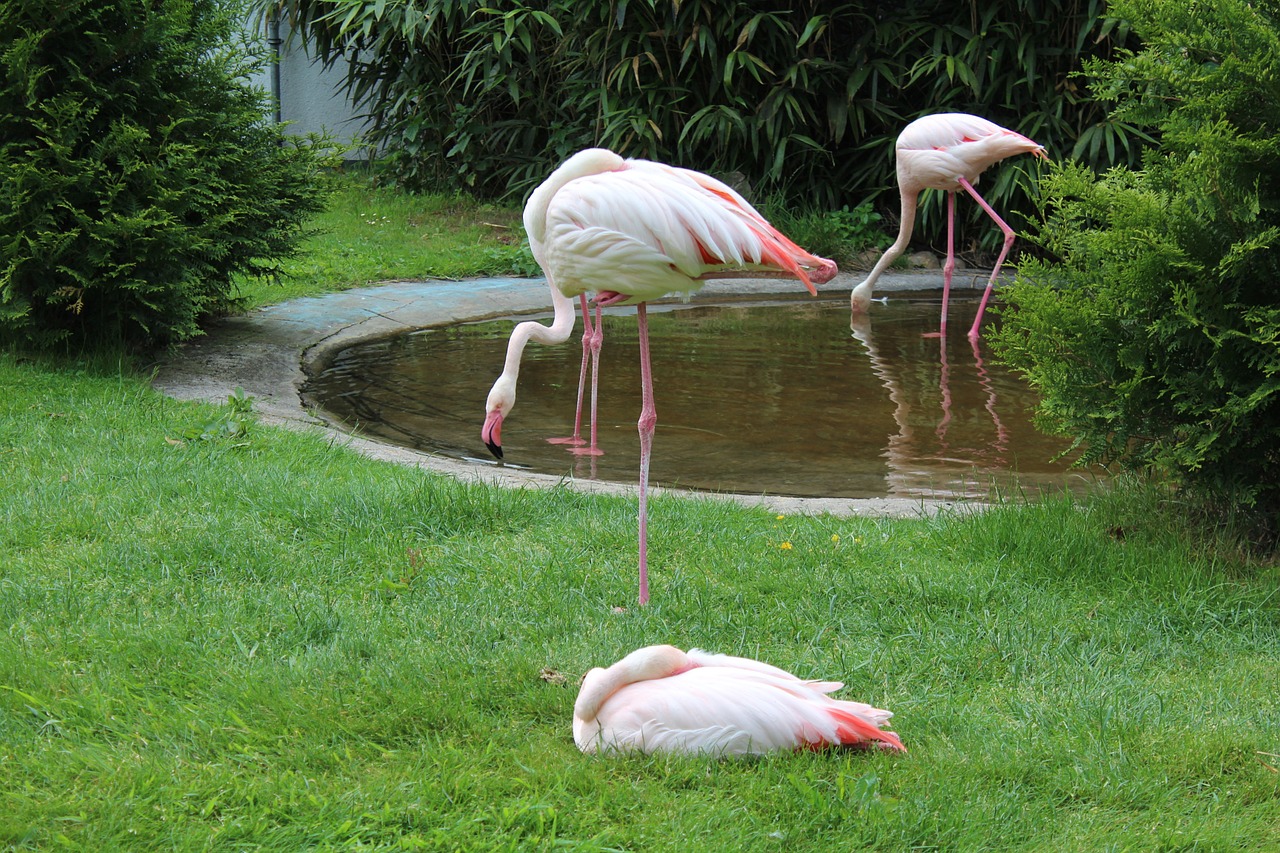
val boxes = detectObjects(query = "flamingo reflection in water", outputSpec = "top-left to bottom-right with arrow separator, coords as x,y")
850,301 -> 1008,498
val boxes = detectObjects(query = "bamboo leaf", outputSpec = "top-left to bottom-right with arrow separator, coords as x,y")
797,16 -> 825,48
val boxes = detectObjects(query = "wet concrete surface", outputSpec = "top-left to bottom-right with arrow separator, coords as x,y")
152,270 -> 1006,518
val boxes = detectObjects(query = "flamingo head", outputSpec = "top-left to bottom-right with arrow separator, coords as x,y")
809,257 -> 840,287
849,278 -> 875,315
482,379 -> 515,459
996,129 -> 1049,164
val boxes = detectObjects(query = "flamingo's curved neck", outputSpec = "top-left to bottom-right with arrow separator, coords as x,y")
497,281 -> 577,384
851,190 -> 919,307
574,645 -> 687,723
872,190 -> 920,285
573,668 -> 618,724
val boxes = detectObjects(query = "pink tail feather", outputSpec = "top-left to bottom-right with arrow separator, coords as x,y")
746,222 -> 838,294
828,708 -> 906,752
690,172 -> 836,292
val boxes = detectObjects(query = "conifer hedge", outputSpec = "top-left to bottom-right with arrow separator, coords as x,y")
994,0 -> 1280,533
0,0 -> 333,349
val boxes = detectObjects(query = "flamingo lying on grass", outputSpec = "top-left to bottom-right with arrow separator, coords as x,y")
573,645 -> 906,756
850,113 -> 1047,342
482,148 -> 836,605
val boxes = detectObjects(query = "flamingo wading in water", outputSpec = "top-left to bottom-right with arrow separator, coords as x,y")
482,148 -> 837,605
574,644 -> 906,756
849,113 -> 1047,342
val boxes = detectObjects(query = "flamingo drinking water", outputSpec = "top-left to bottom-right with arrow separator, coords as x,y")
849,113 -> 1047,342
482,148 -> 836,605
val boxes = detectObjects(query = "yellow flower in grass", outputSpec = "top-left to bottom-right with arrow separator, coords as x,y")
831,534 -> 841,544
778,541 -> 793,551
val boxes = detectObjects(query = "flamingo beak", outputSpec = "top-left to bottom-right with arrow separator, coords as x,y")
482,410 -> 504,459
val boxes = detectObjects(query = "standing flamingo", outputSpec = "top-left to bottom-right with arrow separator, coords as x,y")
482,148 -> 837,605
849,113 -> 1047,342
573,644 -> 906,756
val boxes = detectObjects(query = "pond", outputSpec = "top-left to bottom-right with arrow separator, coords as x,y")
303,293 -> 1100,500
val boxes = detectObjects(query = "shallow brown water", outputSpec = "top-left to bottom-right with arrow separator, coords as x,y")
304,294 -> 1101,500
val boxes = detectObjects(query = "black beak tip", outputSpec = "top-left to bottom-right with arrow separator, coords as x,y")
485,441 -> 503,460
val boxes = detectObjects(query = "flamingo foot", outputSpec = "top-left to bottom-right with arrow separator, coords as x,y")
570,446 -> 605,457
922,331 -> 944,339
547,436 -> 586,447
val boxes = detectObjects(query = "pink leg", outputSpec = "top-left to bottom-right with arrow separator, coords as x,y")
548,295 -> 603,454
925,190 -> 956,339
635,303 -> 655,606
571,300 -> 603,457
958,176 -> 1016,343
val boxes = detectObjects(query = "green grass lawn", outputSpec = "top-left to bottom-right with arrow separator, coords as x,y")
2,175 -> 1279,850
232,172 -> 533,311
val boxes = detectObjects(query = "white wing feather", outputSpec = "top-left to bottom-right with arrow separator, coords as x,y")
540,163 -> 779,303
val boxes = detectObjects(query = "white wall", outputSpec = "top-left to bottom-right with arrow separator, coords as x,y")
245,16 -> 373,157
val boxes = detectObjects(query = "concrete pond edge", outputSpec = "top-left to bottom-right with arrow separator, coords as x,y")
152,270 -> 1003,520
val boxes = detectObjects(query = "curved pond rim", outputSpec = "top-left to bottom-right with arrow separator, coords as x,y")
153,273 -> 1080,519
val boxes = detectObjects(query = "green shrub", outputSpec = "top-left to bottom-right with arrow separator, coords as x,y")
0,0 -> 334,350
759,202 -> 889,268
993,0 -> 1280,531
262,0 -> 1134,251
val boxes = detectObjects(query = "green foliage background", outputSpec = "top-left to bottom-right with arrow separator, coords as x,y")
263,0 -> 1140,249
994,0 -> 1280,528
0,0 -> 334,349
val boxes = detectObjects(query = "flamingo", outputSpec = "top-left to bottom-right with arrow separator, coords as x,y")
849,113 -> 1047,342
482,148 -> 837,605
573,644 -> 906,756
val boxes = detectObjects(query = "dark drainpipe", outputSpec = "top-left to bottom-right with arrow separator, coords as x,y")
268,15 -> 283,126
